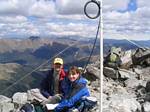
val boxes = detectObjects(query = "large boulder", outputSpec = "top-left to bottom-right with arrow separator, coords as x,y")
120,50 -> 133,69
0,103 -> 14,112
132,48 -> 150,67
0,95 -> 11,103
119,69 -> 138,79
103,67 -> 118,79
85,65 -> 100,80
142,102 -> 150,112
134,67 -> 150,80
12,92 -> 27,104
27,88 -> 48,102
118,69 -> 131,79
103,67 -> 134,80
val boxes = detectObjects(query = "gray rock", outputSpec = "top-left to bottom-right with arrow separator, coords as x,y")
12,92 -> 27,104
132,48 -> 150,66
146,81 -> 150,92
118,70 -> 130,79
111,85 -> 128,95
90,61 -> 100,69
142,102 -> 150,112
118,69 -> 136,79
90,79 -> 100,88
103,95 -> 141,112
27,89 -> 48,102
103,67 -> 118,79
125,78 -> 143,89
144,94 -> 150,102
120,50 -> 133,69
0,103 -> 14,112
133,67 -> 150,80
134,68 -> 142,75
85,65 -> 100,80
0,95 -> 11,103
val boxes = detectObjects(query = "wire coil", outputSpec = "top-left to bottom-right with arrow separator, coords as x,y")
84,0 -> 101,19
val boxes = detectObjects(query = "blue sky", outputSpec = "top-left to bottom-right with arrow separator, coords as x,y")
128,0 -> 137,11
119,0 -> 137,12
0,0 -> 149,40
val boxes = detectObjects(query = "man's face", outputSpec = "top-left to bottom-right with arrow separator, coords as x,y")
68,71 -> 79,82
54,63 -> 62,72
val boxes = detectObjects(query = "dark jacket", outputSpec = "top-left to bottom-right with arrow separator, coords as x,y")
40,68 -> 66,98
55,76 -> 90,112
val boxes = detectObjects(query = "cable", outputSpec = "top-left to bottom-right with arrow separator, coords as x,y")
0,40 -> 80,95
83,0 -> 101,73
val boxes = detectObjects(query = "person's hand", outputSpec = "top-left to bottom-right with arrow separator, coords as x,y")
48,96 -> 52,99
41,96 -> 52,108
55,94 -> 63,99
49,94 -> 62,104
41,99 -> 49,108
41,94 -> 62,107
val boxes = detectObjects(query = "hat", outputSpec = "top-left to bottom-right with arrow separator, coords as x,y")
54,58 -> 63,65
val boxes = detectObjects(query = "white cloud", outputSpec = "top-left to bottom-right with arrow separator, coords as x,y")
55,0 -> 129,15
0,15 -> 27,23
104,11 -> 130,20
104,33 -> 150,41
0,19 -> 40,38
137,0 -> 150,8
0,0 -> 149,40
103,0 -> 150,40
134,7 -> 150,18
0,16 -> 96,38
45,22 -> 97,37
0,0 -> 35,16
103,0 -> 130,12
29,1 -> 56,17
0,0 -> 56,17
56,0 -> 87,14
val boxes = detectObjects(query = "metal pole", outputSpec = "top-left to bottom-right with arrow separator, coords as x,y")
100,0 -> 103,112
83,1 -> 103,111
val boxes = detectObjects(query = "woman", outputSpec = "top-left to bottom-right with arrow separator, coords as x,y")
54,66 -> 90,112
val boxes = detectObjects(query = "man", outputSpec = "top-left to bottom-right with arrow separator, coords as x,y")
40,57 -> 66,101
21,58 -> 66,111
104,47 -> 122,69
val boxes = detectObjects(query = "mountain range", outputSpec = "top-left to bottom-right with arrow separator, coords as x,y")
0,36 -> 99,96
0,36 -> 149,96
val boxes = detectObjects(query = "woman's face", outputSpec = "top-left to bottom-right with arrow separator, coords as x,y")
68,71 -> 79,82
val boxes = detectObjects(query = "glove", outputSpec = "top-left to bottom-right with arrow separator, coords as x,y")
50,94 -> 62,104
41,94 -> 62,107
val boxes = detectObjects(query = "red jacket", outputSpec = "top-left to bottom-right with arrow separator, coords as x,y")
59,68 -> 67,80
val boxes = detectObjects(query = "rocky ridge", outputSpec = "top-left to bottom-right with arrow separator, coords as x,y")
0,61 -> 101,112
0,48 -> 150,112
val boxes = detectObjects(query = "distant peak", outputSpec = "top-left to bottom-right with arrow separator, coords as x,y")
29,36 -> 40,41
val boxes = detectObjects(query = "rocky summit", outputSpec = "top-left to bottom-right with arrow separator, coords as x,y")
102,48 -> 150,112
0,48 -> 150,112
0,62 -> 101,112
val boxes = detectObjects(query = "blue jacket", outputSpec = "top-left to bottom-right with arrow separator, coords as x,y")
40,68 -> 66,98
55,76 -> 90,112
